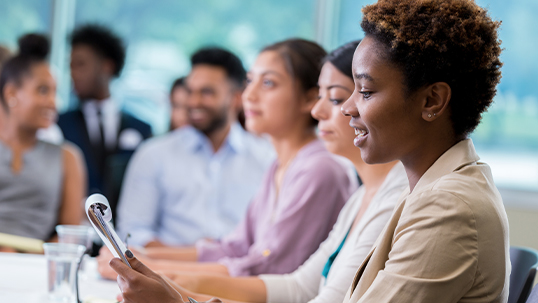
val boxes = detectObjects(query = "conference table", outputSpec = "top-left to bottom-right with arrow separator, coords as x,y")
0,252 -> 120,302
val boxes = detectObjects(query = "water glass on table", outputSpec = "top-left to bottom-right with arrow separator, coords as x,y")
55,225 -> 93,252
43,243 -> 86,303
56,225 -> 94,275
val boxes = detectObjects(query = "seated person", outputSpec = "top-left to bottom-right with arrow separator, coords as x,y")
338,0 -> 508,300
0,34 -> 85,249
0,45 -> 11,65
143,40 -> 409,303
168,76 -> 189,131
98,39 -> 357,279
0,44 -> 12,134
107,0 -> 510,302
115,48 -> 274,249
58,25 -> 152,222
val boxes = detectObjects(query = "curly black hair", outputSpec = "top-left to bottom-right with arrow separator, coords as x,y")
361,0 -> 503,136
70,24 -> 125,77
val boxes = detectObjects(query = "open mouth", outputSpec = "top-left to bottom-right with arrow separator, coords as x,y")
41,109 -> 57,120
354,128 -> 368,137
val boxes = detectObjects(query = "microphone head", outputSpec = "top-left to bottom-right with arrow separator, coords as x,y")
85,193 -> 112,222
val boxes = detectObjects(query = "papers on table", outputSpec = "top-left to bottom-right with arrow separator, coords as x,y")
0,232 -> 44,253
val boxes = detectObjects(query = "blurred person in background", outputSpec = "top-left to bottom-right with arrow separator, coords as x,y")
0,45 -> 12,69
0,45 -> 12,134
57,24 -> 152,222
0,34 -> 85,250
99,38 -> 356,281
169,76 -> 189,130
114,47 -> 273,249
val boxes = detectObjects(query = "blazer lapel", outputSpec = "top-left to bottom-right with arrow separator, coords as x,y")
75,109 -> 92,150
346,196 -> 408,301
351,243 -> 376,292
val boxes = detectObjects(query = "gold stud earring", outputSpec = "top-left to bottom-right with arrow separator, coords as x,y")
427,113 -> 432,118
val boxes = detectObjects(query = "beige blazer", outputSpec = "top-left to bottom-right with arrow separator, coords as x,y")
343,139 -> 510,303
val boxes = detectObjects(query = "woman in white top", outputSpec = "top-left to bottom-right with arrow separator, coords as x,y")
106,40 -> 408,303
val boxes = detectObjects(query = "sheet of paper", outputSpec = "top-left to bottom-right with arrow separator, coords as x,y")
0,232 -> 44,253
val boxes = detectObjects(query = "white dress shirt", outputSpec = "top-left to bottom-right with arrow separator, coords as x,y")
81,98 -> 120,150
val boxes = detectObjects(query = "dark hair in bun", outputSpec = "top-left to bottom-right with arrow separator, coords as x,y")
325,40 -> 361,80
18,33 -> 50,59
0,33 -> 50,110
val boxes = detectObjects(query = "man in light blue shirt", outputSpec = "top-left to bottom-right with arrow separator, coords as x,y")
116,47 -> 273,247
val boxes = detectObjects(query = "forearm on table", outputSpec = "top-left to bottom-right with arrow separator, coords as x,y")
144,246 -> 198,261
152,260 -> 230,276
184,291 -> 250,303
169,276 -> 265,303
193,275 -> 267,303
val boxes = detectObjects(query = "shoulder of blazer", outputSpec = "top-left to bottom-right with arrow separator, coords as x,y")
57,109 -> 90,145
119,112 -> 152,139
57,109 -> 84,127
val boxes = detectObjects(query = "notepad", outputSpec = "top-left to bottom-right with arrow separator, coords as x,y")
0,232 -> 44,253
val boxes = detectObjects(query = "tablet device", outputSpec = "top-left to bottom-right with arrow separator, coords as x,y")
85,193 -> 132,268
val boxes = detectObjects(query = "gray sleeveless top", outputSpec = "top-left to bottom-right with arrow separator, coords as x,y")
0,140 -> 63,241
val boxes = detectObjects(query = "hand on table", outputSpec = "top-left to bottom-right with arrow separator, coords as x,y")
96,246 -> 118,280
97,245 -> 151,280
110,252 -> 222,303
0,246 -> 18,253
158,270 -> 199,292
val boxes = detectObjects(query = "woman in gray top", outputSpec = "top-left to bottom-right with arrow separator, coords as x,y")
0,33 -> 86,248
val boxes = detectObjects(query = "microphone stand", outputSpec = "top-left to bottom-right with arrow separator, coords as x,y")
75,248 -> 91,303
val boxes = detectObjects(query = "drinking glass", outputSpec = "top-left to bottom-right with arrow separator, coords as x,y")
43,243 -> 86,303
55,225 -> 93,252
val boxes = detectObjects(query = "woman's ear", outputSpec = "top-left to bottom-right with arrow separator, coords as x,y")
2,82 -> 19,109
421,82 -> 451,121
301,87 -> 319,114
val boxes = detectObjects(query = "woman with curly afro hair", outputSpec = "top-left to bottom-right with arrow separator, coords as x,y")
340,0 -> 508,302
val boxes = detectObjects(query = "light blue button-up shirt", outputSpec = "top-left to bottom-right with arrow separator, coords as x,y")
116,123 -> 274,246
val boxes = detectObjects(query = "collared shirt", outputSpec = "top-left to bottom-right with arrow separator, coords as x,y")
116,123 -> 274,246
81,98 -> 119,150
343,139 -> 510,303
196,140 -> 358,276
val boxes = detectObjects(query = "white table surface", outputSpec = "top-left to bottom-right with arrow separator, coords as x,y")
0,252 -> 120,303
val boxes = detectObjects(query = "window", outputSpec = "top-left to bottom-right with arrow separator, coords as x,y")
0,0 -> 51,49
72,0 -> 318,134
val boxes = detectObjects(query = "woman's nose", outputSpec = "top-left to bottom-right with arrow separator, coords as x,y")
311,97 -> 329,121
242,80 -> 258,104
341,91 -> 359,117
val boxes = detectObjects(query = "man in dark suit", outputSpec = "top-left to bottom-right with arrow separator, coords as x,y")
58,25 -> 152,221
